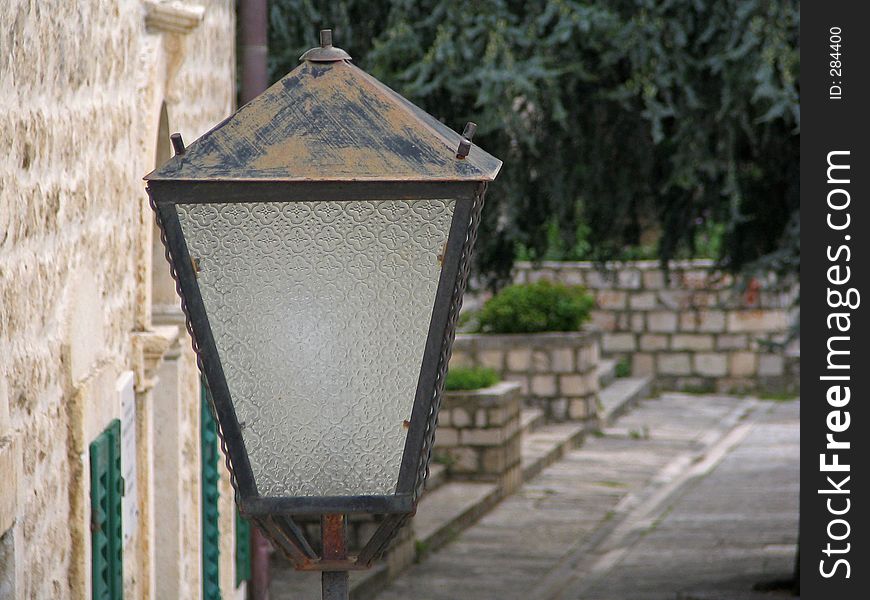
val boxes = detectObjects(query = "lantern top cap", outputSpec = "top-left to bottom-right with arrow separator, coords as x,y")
145,32 -> 501,184
299,29 -> 352,63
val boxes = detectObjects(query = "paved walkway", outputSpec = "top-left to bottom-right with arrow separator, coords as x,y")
374,394 -> 799,600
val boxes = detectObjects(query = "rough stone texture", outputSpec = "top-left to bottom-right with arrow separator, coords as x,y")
531,375 -> 557,397
602,332 -> 636,353
551,348 -> 574,373
658,354 -> 692,376
451,331 -> 600,422
693,353 -> 728,377
716,334 -> 749,351
671,334 -> 714,351
729,352 -> 757,377
512,261 -> 798,394
757,354 -> 785,376
1,3 -> 240,599
639,334 -> 668,352
435,382 -> 523,494
631,353 -> 655,377
647,311 -> 679,333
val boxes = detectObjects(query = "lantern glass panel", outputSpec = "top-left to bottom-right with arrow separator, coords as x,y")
176,198 -> 455,497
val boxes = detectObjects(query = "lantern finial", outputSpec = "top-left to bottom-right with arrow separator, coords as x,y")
300,28 -> 351,63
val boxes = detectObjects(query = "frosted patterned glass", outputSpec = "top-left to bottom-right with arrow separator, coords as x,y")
176,199 -> 455,497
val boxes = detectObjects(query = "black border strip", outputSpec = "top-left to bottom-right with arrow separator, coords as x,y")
148,180 -> 473,204
801,3 -> 869,596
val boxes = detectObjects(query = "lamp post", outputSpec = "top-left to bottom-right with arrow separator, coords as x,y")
146,30 -> 501,599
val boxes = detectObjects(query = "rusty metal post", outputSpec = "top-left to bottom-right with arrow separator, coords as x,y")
321,514 -> 349,600
248,525 -> 273,600
238,7 -> 269,598
239,0 -> 269,104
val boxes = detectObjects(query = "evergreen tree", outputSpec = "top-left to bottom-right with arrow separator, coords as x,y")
269,0 -> 799,288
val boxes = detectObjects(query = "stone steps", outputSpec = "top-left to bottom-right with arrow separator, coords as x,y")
520,421 -> 587,482
518,375 -> 650,481
413,373 -> 655,573
597,358 -> 618,389
598,375 -> 652,427
412,481 -> 501,559
520,407 -> 545,435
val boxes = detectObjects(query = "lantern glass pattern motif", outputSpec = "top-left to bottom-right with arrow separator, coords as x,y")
176,198 -> 454,498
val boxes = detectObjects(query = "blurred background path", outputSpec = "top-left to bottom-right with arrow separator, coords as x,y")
373,395 -> 799,600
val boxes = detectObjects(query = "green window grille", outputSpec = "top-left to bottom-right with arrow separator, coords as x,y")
90,419 -> 123,600
235,508 -> 251,586
201,385 -> 221,600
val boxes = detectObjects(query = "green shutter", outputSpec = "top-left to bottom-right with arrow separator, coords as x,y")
235,508 -> 251,586
201,385 -> 221,600
90,419 -> 123,600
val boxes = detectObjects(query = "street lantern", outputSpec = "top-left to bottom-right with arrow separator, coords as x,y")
145,30 -> 500,595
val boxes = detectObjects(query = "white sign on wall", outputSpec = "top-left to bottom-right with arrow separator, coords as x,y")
117,371 -> 138,545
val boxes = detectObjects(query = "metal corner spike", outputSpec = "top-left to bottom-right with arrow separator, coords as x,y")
456,122 -> 477,159
299,29 -> 352,63
170,132 -> 186,156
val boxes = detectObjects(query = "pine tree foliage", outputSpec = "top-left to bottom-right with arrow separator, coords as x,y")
268,0 -> 799,288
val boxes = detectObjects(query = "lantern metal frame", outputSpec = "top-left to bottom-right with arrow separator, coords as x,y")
147,178 -> 488,569
145,29 -> 500,579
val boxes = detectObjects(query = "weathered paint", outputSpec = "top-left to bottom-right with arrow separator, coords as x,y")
146,60 -> 502,182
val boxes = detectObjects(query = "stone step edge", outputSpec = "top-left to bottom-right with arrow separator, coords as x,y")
518,375 -> 651,483
414,483 -> 502,559
597,358 -> 618,388
520,422 -> 587,483
598,375 -> 652,427
520,407 -> 545,435
357,422 -> 589,599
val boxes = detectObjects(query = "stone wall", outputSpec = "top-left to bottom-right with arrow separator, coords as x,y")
451,331 -> 600,421
0,2 -> 243,599
433,382 -> 522,494
514,261 -> 799,394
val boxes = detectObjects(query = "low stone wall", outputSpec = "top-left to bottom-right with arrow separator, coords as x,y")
434,382 -> 522,494
450,331 -> 600,421
514,260 -> 799,394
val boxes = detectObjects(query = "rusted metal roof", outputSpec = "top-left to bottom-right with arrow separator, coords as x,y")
146,58 -> 502,182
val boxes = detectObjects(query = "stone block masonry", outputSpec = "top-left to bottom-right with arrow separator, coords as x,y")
514,261 -> 799,394
1,2 -> 241,599
451,331 -> 600,422
434,382 -> 523,494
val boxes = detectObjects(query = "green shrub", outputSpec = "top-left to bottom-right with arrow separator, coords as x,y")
476,281 -> 594,334
615,357 -> 631,378
457,308 -> 480,332
444,366 -> 500,391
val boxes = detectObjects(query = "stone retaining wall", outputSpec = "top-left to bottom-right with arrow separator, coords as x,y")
433,382 -> 522,494
514,260 -> 799,394
450,331 -> 600,421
